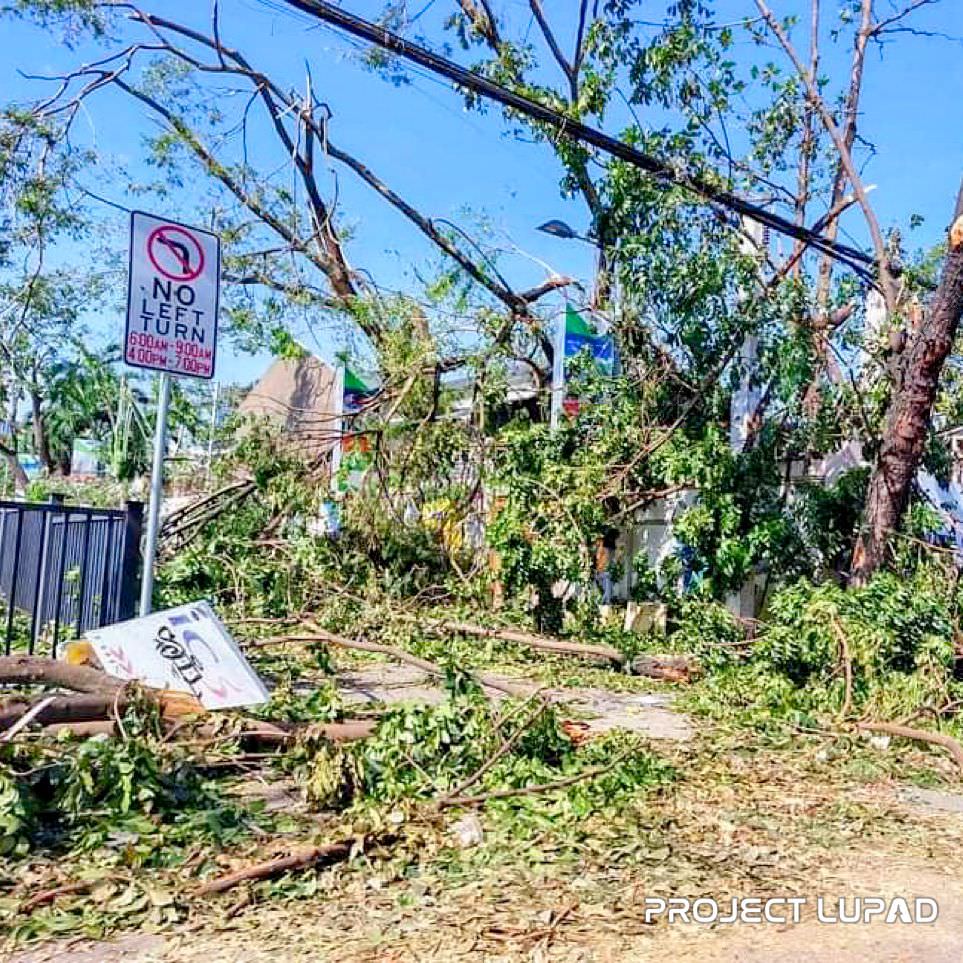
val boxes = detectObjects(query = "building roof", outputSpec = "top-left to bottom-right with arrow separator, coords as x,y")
237,352 -> 339,454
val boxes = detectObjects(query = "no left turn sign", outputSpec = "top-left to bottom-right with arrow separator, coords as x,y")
125,211 -> 220,379
147,224 -> 206,282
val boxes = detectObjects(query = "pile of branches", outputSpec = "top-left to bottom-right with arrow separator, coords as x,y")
0,654 -> 374,746
0,634 -> 668,904
159,478 -> 257,557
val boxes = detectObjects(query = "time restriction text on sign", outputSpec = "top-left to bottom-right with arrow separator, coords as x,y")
125,211 -> 220,379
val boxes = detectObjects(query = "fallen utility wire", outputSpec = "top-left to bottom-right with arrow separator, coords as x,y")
277,0 -> 876,280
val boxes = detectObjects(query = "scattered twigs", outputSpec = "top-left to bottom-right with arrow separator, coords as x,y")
195,838 -> 362,896
199,740 -> 632,895
857,721 -> 963,773
437,748 -> 632,809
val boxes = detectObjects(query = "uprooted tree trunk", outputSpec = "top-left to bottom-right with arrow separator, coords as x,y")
852,187 -> 963,584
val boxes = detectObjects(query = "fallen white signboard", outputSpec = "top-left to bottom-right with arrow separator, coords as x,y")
85,601 -> 268,710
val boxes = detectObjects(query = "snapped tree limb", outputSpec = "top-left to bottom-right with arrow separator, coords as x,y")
857,720 -> 963,773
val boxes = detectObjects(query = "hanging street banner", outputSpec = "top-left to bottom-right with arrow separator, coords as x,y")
125,211 -> 220,380
563,305 -> 616,373
343,365 -> 378,414
333,364 -> 377,493
85,600 -> 268,710
551,305 -> 616,424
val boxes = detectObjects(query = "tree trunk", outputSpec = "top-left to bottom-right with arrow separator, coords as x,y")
29,388 -> 53,474
852,190 -> 963,582
0,445 -> 28,492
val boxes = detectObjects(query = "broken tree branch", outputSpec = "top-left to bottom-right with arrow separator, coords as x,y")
0,656 -> 124,695
439,693 -> 549,803
416,617 -> 696,680
260,623 -> 534,699
425,619 -> 625,666
857,721 -> 963,772
0,693 -> 133,731
195,840 -> 353,896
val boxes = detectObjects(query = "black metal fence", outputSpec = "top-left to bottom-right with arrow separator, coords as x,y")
0,496 -> 143,656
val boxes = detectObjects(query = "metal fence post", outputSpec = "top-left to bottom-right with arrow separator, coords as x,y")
31,493 -> 65,652
118,500 -> 144,621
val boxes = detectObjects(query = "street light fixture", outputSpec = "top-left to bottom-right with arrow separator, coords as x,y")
536,219 -> 593,243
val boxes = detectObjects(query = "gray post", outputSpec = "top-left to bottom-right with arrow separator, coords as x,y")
139,372 -> 171,616
205,379 -> 219,486
549,312 -> 565,429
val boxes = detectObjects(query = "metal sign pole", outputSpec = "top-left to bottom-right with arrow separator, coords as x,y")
139,372 -> 171,616
205,379 -> 219,486
549,312 -> 565,430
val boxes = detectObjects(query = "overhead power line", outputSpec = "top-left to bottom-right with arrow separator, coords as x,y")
275,0 -> 876,279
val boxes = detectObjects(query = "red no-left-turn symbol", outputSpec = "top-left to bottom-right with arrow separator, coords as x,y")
147,224 -> 205,281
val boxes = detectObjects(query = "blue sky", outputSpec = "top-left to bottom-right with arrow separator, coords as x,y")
2,0 -> 961,387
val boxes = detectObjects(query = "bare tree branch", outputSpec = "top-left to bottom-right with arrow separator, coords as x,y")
755,0 -> 897,312
527,0 -> 574,86
871,0 -> 939,35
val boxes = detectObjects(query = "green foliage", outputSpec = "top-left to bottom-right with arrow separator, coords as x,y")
294,687 -> 670,819
791,469 -> 869,577
760,573 -> 955,688
0,699 -> 248,861
668,596 -> 744,670
53,725 -> 200,827
355,692 -> 570,803
5,0 -> 105,36
254,679 -> 343,724
0,765 -> 33,857
656,426 -> 810,596
686,566 -> 963,732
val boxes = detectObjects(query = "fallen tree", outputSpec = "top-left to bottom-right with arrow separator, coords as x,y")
0,693 -> 135,730
422,618 -> 626,665
39,717 -> 375,746
0,656 -> 374,743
